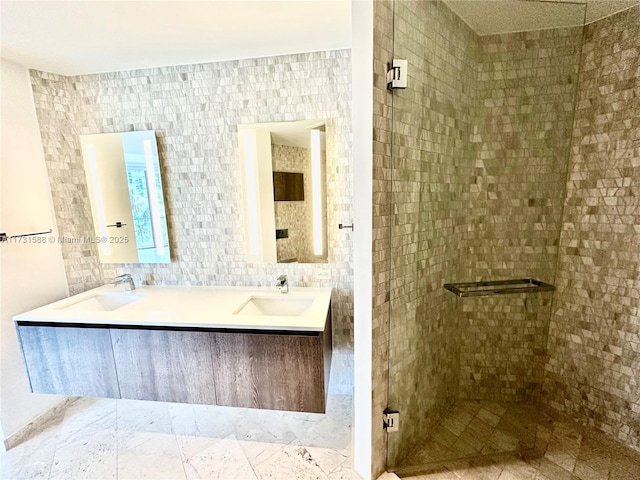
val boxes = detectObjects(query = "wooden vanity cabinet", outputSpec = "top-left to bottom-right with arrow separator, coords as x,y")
110,329 -> 217,405
16,308 -> 332,413
211,310 -> 332,413
17,324 -> 120,398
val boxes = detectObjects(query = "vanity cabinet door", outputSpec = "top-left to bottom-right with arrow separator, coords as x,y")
211,331 -> 326,413
17,325 -> 120,398
110,329 -> 217,404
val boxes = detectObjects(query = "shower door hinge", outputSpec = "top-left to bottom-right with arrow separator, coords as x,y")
383,409 -> 400,432
386,59 -> 408,90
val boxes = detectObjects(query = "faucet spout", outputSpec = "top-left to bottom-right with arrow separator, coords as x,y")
276,275 -> 288,294
111,273 -> 136,292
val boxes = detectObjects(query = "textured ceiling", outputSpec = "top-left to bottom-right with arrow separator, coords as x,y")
584,0 -> 640,23
0,0 -> 351,75
445,0 -> 640,35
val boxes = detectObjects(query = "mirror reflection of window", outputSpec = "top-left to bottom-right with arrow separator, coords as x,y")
80,130 -> 171,264
121,132 -> 170,263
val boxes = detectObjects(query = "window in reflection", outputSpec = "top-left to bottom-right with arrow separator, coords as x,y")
80,130 -> 171,264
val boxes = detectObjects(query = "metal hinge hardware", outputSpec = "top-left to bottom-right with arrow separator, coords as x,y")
383,410 -> 400,432
386,59 -> 408,90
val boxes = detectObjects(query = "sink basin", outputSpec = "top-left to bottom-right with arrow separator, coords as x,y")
61,293 -> 141,312
234,296 -> 314,316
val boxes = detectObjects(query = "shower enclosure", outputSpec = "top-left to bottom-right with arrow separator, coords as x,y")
386,0 -> 589,472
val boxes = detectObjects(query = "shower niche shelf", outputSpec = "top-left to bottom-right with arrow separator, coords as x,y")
443,278 -> 555,297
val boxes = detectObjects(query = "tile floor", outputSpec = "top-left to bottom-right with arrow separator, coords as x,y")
0,394 -> 357,480
394,402 -> 640,480
4,395 -> 639,480
396,401 -> 539,467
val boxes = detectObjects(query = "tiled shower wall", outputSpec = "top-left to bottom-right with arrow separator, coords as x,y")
30,50 -> 354,358
544,6 -> 640,452
382,1 -> 586,466
375,0 -> 640,468
387,0 -> 477,467
459,27 -> 584,402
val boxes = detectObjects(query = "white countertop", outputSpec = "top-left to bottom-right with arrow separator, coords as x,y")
13,285 -> 332,332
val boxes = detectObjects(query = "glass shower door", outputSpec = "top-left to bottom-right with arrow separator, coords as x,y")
386,0 -> 586,472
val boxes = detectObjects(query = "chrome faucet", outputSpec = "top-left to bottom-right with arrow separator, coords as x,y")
276,275 -> 288,294
112,273 -> 136,292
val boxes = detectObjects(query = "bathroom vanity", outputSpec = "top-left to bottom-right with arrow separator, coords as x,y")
14,286 -> 332,413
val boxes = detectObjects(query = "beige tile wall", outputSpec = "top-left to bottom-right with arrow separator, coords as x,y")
30,51 -> 354,391
544,5 -> 640,453
458,292 -> 555,402
379,1 -> 584,467
460,27 -> 584,402
374,0 -> 639,470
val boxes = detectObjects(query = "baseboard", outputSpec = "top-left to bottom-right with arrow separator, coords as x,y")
3,397 -> 78,450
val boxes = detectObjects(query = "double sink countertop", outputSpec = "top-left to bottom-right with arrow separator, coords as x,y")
14,285 -> 333,332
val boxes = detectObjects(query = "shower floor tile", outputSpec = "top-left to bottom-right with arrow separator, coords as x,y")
398,401 -> 539,467
395,404 -> 640,480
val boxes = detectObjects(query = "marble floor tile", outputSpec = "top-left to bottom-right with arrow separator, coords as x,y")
180,434 -> 258,480
233,407 -> 298,445
1,393 -> 355,480
49,429 -> 117,480
116,398 -> 174,435
175,433 -> 221,461
168,402 -> 240,439
116,430 -> 186,479
239,438 -> 297,468
285,412 -> 352,450
306,444 -> 351,476
0,437 -> 56,480
50,398 -> 117,445
252,445 -> 330,480
326,462 -> 362,480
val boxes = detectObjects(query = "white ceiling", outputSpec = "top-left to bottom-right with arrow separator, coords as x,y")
2,1 -> 638,76
445,0 -> 640,36
0,0 -> 352,75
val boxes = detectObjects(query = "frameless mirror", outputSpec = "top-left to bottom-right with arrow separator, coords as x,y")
238,119 -> 328,264
79,131 -> 171,263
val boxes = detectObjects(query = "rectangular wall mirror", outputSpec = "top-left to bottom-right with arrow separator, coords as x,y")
79,130 -> 171,264
238,119 -> 327,264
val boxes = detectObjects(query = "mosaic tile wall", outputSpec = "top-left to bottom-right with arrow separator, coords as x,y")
372,0 -> 394,476
457,292 -> 555,402
30,50 -> 354,360
543,5 -> 640,453
271,144 -> 314,263
459,27 -> 584,402
374,0 -> 639,471
387,0 -> 478,468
